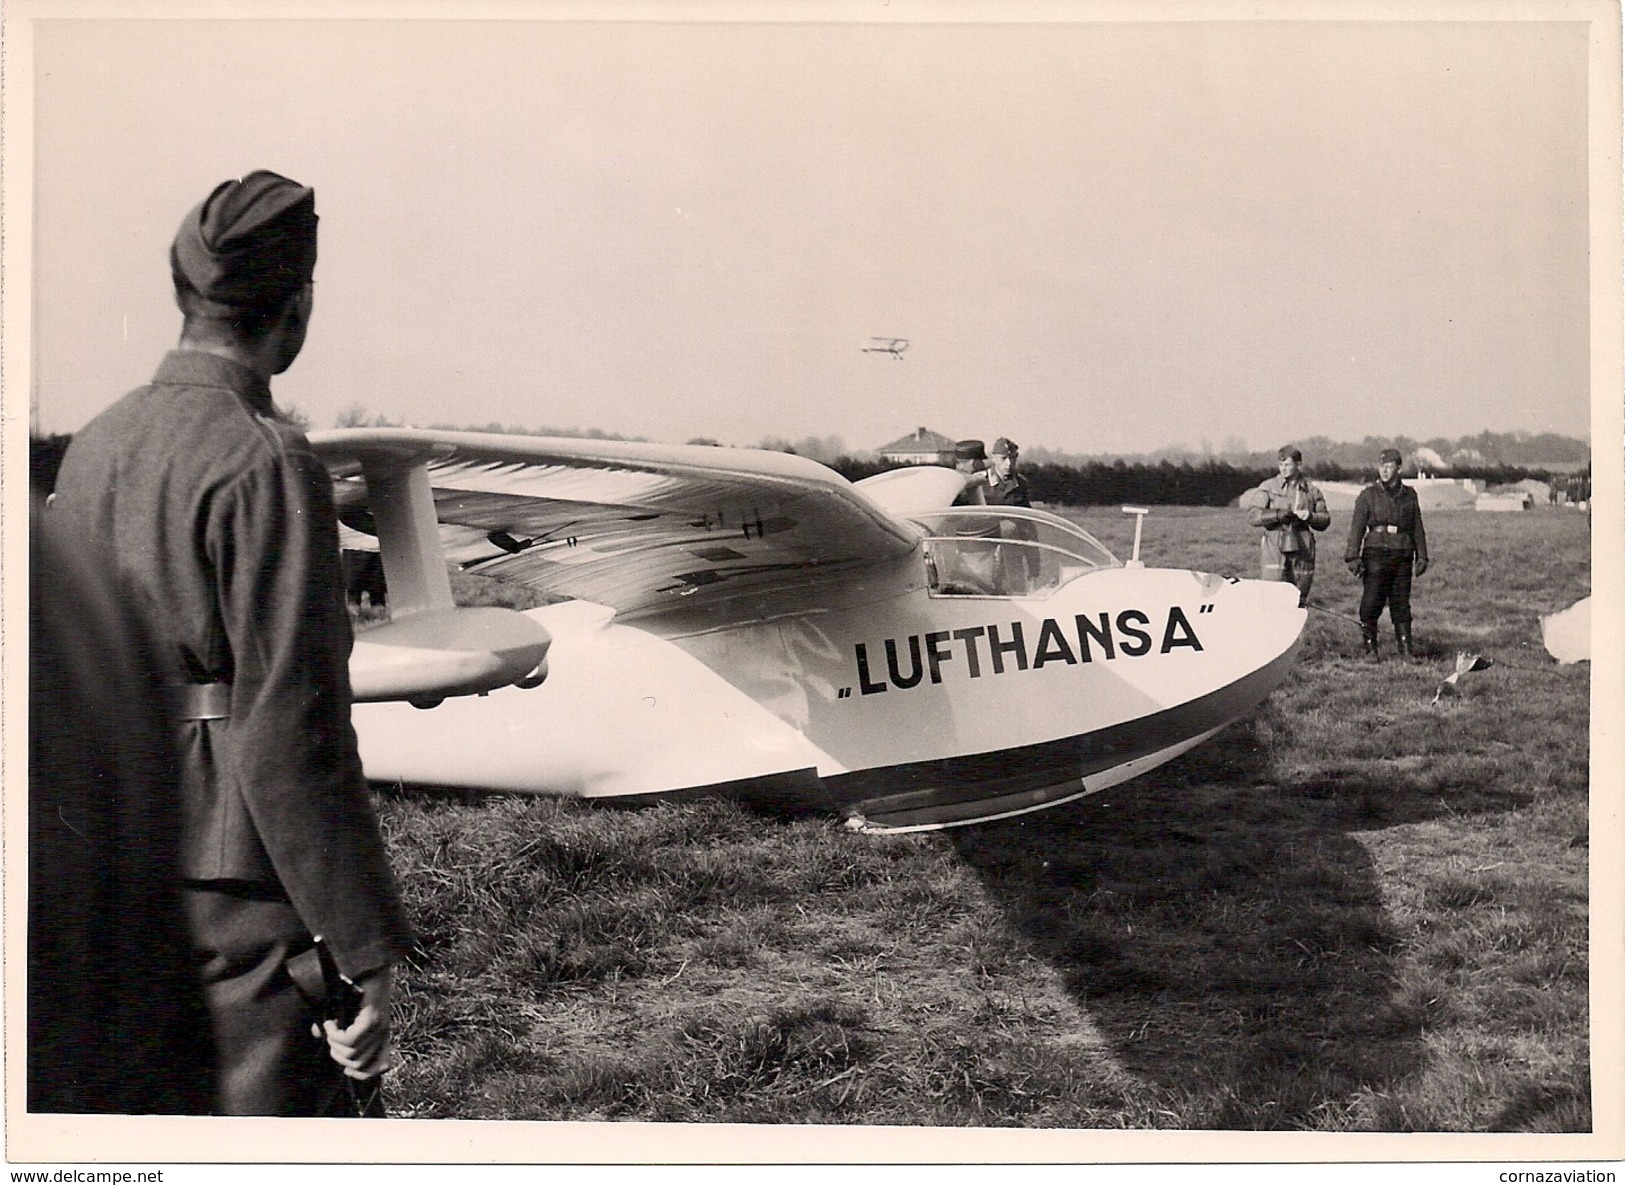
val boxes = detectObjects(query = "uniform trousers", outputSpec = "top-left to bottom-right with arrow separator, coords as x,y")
183,885 -> 358,1117
1279,553 -> 1315,607
1359,551 -> 1415,626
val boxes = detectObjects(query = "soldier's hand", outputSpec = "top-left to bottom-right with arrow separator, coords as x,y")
322,965 -> 394,1080
1347,559 -> 1364,578
1413,557 -> 1429,578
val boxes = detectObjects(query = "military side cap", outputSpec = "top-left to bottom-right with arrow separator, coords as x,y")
171,170 -> 318,317
990,437 -> 1019,457
1378,447 -> 1404,464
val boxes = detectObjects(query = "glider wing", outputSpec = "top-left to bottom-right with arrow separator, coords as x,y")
310,428 -> 923,622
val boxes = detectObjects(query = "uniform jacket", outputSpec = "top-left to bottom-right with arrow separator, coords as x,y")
1344,478 -> 1429,565
50,351 -> 412,981
985,473 -> 1037,587
1242,474 -> 1330,579
985,473 -> 1032,509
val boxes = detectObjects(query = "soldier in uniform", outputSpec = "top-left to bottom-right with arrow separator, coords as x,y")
1240,445 -> 1331,607
984,436 -> 1032,509
985,437 -> 1038,592
1344,447 -> 1431,660
49,171 -> 412,1115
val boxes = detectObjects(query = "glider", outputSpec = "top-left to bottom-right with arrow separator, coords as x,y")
312,429 -> 1307,833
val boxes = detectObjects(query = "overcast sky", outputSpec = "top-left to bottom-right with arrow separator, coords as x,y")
25,9 -> 1597,456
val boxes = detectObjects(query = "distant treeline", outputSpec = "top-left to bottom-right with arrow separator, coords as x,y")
1026,429 -> 1591,473
826,456 -> 1273,506
827,456 -> 1584,507
30,430 -> 1581,507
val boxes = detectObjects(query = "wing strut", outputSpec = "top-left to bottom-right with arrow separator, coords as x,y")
337,447 -> 550,704
366,460 -> 455,616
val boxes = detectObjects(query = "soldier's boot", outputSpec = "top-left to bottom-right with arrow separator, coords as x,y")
1394,623 -> 1414,661
1360,622 -> 1381,662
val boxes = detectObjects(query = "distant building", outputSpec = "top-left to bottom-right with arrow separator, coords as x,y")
1317,478 -> 1481,512
877,426 -> 957,466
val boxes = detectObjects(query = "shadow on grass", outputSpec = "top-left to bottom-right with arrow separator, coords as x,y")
947,712 -> 1536,1129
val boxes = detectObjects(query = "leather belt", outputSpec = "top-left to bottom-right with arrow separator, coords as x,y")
171,682 -> 231,721
1368,524 -> 1401,534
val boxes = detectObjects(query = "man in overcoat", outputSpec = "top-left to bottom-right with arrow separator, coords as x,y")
1344,447 -> 1430,660
1240,445 -> 1332,607
49,171 -> 412,1114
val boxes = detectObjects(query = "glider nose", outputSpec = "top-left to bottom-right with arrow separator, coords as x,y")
1198,573 -> 1308,657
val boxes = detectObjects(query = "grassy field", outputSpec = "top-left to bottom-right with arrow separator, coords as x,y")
374,505 -> 1592,1131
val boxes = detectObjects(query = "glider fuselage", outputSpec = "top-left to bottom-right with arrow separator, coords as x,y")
351,506 -> 1305,832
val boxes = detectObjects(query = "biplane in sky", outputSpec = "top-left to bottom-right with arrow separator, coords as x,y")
861,337 -> 909,359
313,430 -> 1306,833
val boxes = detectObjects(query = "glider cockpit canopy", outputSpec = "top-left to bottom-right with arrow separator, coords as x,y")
910,507 -> 1121,600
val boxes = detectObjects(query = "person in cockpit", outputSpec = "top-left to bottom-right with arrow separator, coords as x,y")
985,438 -> 1039,592
984,437 -> 1031,509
